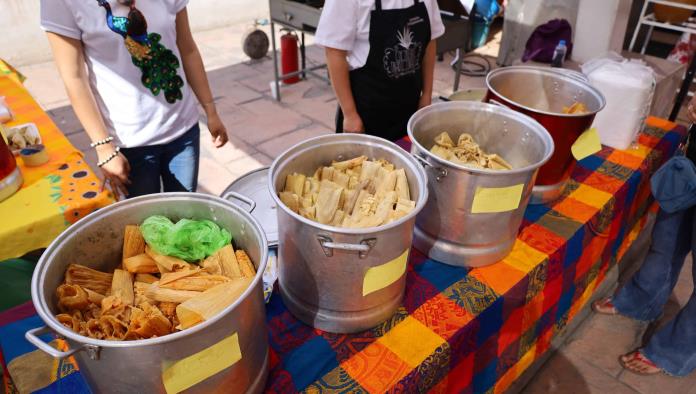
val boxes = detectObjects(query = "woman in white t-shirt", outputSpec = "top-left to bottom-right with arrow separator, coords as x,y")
40,0 -> 228,198
316,0 -> 445,142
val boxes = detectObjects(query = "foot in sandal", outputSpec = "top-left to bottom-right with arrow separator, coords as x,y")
620,350 -> 663,375
592,297 -> 619,315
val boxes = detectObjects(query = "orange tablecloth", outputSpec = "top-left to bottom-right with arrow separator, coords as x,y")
0,76 -> 114,260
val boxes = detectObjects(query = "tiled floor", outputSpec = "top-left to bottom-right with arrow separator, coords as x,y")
18,18 -> 696,394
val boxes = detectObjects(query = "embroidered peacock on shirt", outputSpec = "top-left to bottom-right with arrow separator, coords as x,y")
97,0 -> 184,103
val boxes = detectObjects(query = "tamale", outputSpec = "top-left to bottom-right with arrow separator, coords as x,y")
146,284 -> 201,303
434,132 -> 455,148
159,267 -> 201,285
134,281 -> 153,305
56,314 -> 80,332
359,160 -> 380,182
374,167 -> 397,198
65,264 -> 113,295
331,155 -> 367,170
135,273 -> 159,284
128,303 -> 172,338
299,206 -> 316,220
279,192 -> 300,213
145,246 -> 190,272
56,284 -> 90,312
430,145 -> 453,161
394,169 -> 410,200
161,275 -> 231,291
284,173 -> 306,196
111,269 -> 135,306
332,171 -> 350,189
176,278 -> 253,329
84,288 -> 105,304
99,315 -> 129,340
316,180 -> 343,224
122,225 -> 146,260
123,253 -> 159,274
158,302 -> 177,318
235,250 -> 256,278
320,166 -> 335,182
203,245 -> 241,279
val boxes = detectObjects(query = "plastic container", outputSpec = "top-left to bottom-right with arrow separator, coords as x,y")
552,40 -> 567,68
582,54 -> 655,150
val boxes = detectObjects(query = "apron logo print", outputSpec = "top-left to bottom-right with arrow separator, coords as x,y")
383,26 -> 423,79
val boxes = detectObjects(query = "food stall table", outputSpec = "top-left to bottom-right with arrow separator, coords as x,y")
0,76 -> 114,261
0,118 -> 685,393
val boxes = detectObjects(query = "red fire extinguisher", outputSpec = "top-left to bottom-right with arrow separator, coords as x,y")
280,29 -> 300,85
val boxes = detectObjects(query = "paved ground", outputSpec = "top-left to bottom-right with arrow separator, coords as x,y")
18,20 -> 696,394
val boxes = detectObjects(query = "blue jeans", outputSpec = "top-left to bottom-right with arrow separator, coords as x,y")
613,206 -> 696,376
120,124 -> 200,198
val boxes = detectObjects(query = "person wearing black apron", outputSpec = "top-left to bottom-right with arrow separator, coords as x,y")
316,0 -> 445,142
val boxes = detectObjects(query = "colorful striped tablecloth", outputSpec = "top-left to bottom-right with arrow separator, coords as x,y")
0,76 -> 113,261
0,118 -> 685,394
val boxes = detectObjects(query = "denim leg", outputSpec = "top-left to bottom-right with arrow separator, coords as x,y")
643,215 -> 696,376
612,207 -> 694,321
120,145 -> 162,197
161,124 -> 200,192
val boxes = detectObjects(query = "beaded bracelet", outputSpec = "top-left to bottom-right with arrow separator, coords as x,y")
90,136 -> 114,148
97,146 -> 121,168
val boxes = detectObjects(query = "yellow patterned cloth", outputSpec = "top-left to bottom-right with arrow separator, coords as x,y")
0,76 -> 114,260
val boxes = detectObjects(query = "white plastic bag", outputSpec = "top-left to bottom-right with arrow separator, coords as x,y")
582,53 -> 655,150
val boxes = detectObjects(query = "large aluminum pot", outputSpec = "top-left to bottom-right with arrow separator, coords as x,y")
28,193 -> 269,394
408,101 -> 554,267
269,134 -> 428,333
485,66 -> 605,202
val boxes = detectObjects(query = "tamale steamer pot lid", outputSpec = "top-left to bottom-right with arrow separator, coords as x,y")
222,167 -> 279,247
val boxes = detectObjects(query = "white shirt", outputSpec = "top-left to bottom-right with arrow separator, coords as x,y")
40,0 -> 199,148
315,0 -> 446,70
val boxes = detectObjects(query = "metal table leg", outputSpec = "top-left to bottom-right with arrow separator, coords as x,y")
453,48 -> 463,92
670,54 -> 696,121
301,32 -> 307,80
270,21 -> 281,101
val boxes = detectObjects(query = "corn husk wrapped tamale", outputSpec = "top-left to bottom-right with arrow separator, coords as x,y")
160,274 -> 231,292
201,245 -> 241,279
123,253 -> 159,274
235,250 -> 256,278
122,225 -> 146,261
111,269 -> 135,306
65,264 -> 113,295
145,284 -> 201,304
145,246 -> 190,272
176,278 -> 253,329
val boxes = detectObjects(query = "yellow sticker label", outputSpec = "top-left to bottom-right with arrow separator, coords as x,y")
471,184 -> 524,214
363,249 -> 409,296
162,333 -> 242,394
571,128 -> 602,161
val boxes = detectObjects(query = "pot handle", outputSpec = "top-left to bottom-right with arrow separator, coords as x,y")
412,153 -> 448,182
222,191 -> 257,213
25,326 -> 100,360
317,235 -> 376,259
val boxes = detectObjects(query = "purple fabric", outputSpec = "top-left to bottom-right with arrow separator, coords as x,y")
522,19 -> 573,63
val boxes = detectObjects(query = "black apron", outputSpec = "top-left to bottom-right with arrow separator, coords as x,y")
336,0 -> 432,142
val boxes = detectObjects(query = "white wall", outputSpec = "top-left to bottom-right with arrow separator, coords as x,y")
0,0 -> 268,66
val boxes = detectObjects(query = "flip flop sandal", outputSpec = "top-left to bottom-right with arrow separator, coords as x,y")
620,350 -> 663,375
592,297 -> 619,315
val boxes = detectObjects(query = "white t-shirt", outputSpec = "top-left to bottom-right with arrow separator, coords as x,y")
40,0 -> 199,148
315,0 -> 446,70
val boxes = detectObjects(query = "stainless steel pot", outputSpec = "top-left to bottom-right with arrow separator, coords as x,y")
407,101 -> 554,267
268,134 -> 428,333
27,193 -> 269,394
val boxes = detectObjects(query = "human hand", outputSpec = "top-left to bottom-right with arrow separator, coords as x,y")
207,112 -> 229,148
418,94 -> 432,110
97,145 -> 131,200
343,112 -> 365,133
688,97 -> 696,123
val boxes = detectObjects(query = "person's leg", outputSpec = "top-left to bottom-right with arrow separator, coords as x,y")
641,212 -> 696,376
120,145 -> 162,197
612,207 -> 694,321
160,124 -> 200,192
